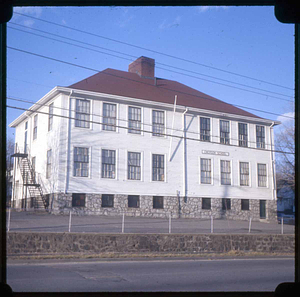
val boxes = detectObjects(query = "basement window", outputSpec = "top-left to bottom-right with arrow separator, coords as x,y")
72,193 -> 85,207
202,198 -> 211,210
102,194 -> 114,208
128,195 -> 140,208
241,199 -> 250,211
153,196 -> 164,209
222,198 -> 231,210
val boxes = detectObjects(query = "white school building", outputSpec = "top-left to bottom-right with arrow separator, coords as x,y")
10,56 -> 279,221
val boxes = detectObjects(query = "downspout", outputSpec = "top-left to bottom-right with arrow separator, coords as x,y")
270,122 -> 276,200
65,90 -> 73,194
182,108 -> 188,202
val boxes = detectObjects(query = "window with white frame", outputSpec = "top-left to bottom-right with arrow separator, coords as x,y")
128,106 -> 141,134
102,103 -> 116,131
102,149 -> 116,178
220,160 -> 231,185
240,162 -> 249,186
220,120 -> 230,144
200,117 -> 210,141
152,154 -> 164,181
128,152 -> 141,180
256,125 -> 265,149
46,149 -> 52,179
48,103 -> 54,131
73,147 -> 89,177
238,123 -> 248,147
75,99 -> 90,128
152,110 -> 165,137
33,114 -> 38,140
200,158 -> 212,184
258,163 -> 267,187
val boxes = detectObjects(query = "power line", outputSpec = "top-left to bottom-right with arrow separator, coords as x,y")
8,24 -> 293,102
8,95 -> 293,147
7,104 -> 294,156
7,46 -> 294,120
13,12 -> 294,91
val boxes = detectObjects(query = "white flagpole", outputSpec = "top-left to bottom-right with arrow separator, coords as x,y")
168,95 -> 177,161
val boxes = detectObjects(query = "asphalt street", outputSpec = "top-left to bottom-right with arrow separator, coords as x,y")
6,210 -> 295,234
7,257 -> 294,292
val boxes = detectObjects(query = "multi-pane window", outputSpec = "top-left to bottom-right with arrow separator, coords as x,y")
256,125 -> 265,149
103,103 -> 116,131
200,117 -> 210,141
202,198 -> 211,210
128,152 -> 141,180
152,110 -> 165,137
128,195 -> 140,208
240,162 -> 250,186
153,196 -> 164,209
241,199 -> 250,211
102,149 -> 116,179
200,158 -> 211,184
48,103 -> 54,131
152,154 -> 164,181
102,194 -> 114,207
46,149 -> 52,179
258,164 -> 267,187
73,147 -> 89,177
238,123 -> 248,147
222,198 -> 231,210
128,106 -> 141,134
220,160 -> 231,185
72,194 -> 85,207
33,115 -> 38,140
75,99 -> 90,128
220,120 -> 230,144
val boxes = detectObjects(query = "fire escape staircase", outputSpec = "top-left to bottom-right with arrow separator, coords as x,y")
11,146 -> 48,210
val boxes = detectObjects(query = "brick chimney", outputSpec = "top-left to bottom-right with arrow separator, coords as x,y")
128,56 -> 155,78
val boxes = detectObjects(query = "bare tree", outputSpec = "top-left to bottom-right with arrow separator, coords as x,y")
6,137 -> 14,170
275,121 -> 295,190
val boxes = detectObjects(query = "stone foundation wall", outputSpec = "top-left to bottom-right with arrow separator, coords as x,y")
7,232 -> 294,255
49,193 -> 278,222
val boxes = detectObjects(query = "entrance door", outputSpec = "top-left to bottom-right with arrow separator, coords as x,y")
260,200 -> 266,219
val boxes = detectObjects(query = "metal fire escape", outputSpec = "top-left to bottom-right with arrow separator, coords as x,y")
11,144 -> 48,210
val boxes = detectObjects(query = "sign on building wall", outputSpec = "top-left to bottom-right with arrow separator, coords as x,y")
202,150 -> 229,156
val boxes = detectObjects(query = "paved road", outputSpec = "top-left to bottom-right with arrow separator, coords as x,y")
6,210 -> 295,234
7,257 -> 294,292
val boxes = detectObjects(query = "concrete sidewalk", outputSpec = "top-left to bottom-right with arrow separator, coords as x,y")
6,210 -> 295,234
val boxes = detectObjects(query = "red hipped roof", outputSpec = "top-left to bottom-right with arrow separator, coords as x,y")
69,68 -> 259,119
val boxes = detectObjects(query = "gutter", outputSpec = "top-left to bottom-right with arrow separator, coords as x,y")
182,108 -> 188,202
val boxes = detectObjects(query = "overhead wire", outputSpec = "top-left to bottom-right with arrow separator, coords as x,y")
6,103 -> 294,156
13,11 -> 294,91
7,96 -> 294,147
8,24 -> 293,102
7,46 -> 295,120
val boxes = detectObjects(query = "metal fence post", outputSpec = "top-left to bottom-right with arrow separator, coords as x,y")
7,208 -> 11,232
68,210 -> 72,233
122,212 -> 125,233
248,217 -> 252,233
211,215 -> 213,233
281,217 -> 284,234
169,212 -> 171,234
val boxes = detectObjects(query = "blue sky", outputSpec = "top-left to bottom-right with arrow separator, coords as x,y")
7,5 -> 295,140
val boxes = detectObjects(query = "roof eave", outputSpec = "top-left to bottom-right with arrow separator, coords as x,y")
9,86 -> 68,127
